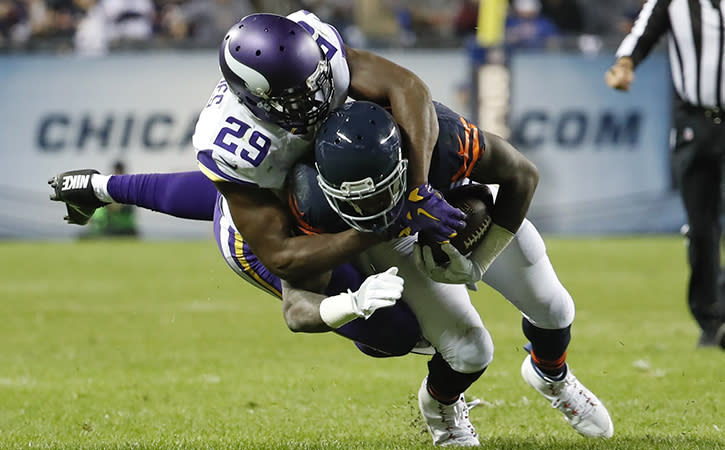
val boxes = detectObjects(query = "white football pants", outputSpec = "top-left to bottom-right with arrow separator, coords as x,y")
355,218 -> 575,374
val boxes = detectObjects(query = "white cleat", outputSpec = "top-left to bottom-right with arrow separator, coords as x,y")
417,376 -> 480,447
521,355 -> 614,438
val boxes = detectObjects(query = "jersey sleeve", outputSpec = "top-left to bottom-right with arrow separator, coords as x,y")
615,0 -> 671,66
429,102 -> 487,190
287,10 -> 350,108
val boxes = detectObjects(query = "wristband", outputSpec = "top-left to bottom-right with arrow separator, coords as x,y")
470,223 -> 516,276
91,174 -> 114,203
319,292 -> 357,328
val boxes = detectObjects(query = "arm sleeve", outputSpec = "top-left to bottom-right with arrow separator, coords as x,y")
615,0 -> 672,67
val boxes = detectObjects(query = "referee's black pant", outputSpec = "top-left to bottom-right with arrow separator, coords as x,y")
671,97 -> 725,335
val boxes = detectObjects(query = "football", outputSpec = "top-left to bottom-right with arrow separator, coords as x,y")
418,184 -> 494,264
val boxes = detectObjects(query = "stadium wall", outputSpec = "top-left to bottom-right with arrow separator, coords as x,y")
507,51 -> 684,234
0,49 -> 681,239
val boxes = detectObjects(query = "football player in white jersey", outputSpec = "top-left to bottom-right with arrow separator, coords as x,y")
50,11 -> 464,287
48,11 -> 466,353
194,11 -> 466,287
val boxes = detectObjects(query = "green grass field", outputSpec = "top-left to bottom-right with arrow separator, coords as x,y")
1,237 -> 723,450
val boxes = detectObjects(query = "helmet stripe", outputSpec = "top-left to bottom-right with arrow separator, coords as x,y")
223,41 -> 270,96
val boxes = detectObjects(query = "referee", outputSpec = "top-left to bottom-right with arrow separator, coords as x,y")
606,0 -> 725,349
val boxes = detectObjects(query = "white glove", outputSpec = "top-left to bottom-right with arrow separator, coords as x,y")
352,267 -> 404,318
414,243 -> 483,284
413,223 -> 516,285
319,267 -> 404,328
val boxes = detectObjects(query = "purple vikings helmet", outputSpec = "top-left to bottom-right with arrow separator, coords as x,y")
219,14 -> 334,129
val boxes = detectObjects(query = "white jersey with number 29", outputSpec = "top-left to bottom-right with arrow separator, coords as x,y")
193,10 -> 350,192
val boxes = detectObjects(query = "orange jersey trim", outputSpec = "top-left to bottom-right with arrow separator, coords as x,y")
288,193 -> 323,235
452,116 -> 484,183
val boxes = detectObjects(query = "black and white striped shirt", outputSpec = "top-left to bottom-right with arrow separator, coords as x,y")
616,0 -> 725,109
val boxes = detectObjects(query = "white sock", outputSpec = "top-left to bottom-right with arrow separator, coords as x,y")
91,174 -> 113,203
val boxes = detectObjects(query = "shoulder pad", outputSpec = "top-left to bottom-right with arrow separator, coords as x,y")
287,161 -> 348,235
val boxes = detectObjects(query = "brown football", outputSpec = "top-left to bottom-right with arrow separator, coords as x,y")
418,184 -> 494,264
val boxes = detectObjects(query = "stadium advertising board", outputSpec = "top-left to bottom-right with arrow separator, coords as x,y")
0,50 -> 467,239
0,49 -> 681,238
507,52 -> 684,233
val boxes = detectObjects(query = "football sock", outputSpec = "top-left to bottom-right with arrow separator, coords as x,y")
106,171 -> 218,220
427,352 -> 486,404
91,174 -> 113,203
427,384 -> 460,405
522,318 -> 571,380
530,348 -> 567,381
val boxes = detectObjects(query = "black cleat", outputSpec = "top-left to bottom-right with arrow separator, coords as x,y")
48,169 -> 109,225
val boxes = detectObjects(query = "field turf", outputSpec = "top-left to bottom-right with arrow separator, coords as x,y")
1,237 -> 723,449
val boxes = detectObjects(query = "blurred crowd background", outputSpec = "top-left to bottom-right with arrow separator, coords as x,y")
0,0 -> 646,54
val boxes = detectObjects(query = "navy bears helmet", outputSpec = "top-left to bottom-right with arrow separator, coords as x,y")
314,101 -> 408,233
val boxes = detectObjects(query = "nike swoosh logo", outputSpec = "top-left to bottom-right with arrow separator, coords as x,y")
416,208 -> 440,221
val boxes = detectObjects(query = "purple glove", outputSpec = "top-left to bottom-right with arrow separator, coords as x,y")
398,183 -> 467,242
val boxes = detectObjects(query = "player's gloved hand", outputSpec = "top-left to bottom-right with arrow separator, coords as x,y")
397,183 -> 467,242
319,267 -> 404,328
413,243 -> 483,284
414,223 -> 516,285
352,267 -> 404,319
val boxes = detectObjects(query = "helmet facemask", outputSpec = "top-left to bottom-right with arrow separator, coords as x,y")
317,157 -> 408,233
252,57 -> 334,129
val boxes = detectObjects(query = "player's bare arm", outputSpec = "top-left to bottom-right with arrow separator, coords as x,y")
415,131 -> 539,284
470,131 -> 539,234
345,47 -> 465,241
281,275 -> 332,333
215,181 -> 381,282
345,45 -> 438,187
